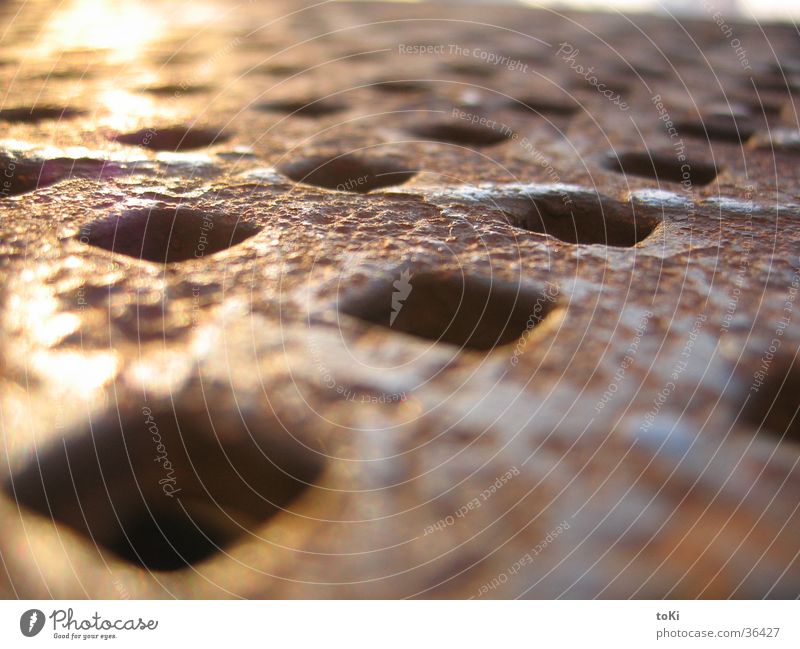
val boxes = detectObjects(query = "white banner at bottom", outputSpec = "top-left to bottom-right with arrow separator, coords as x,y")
0,600 -> 798,648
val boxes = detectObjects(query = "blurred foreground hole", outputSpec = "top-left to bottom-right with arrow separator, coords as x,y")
6,405 -> 324,571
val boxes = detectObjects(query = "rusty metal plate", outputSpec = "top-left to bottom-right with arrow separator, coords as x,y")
0,0 -> 799,598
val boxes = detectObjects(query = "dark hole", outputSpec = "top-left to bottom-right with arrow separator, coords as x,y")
498,191 -> 660,247
255,98 -> 345,117
34,68 -> 97,80
278,154 -> 416,193
765,60 -> 800,76
612,62 -> 668,80
743,357 -> 800,443
570,75 -> 629,96
5,405 -> 324,571
408,120 -> 513,147
0,106 -> 83,123
736,97 -> 785,117
249,63 -> 307,77
370,79 -> 429,94
0,157 -> 50,197
507,96 -> 579,117
440,60 -> 494,78
674,115 -> 756,144
339,272 -> 556,350
749,75 -> 800,94
604,150 -> 719,187
1,155 -> 108,198
78,207 -> 261,263
110,510 -> 222,571
114,126 -> 227,151
141,84 -> 211,97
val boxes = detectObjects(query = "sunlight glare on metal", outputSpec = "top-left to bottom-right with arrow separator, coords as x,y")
33,0 -> 165,62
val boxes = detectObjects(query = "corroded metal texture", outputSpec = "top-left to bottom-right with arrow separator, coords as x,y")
1,0 -> 799,598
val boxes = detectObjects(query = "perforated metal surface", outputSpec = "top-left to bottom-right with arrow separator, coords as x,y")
1,0 -> 799,598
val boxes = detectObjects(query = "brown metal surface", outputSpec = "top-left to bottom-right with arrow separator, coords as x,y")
0,0 -> 799,598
